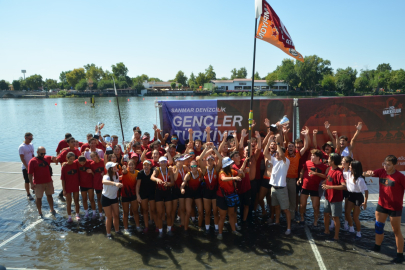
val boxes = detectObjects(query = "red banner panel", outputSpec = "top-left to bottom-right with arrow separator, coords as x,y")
298,95 -> 405,171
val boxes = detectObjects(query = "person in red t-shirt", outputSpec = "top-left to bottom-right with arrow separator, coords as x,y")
55,133 -> 72,155
90,151 -> 105,219
231,151 -> 250,224
365,155 -> 405,263
57,137 -> 82,163
199,143 -> 223,234
28,147 -> 57,217
298,149 -> 328,226
141,149 -> 160,168
215,157 -> 243,240
77,156 -> 96,219
321,153 -> 346,241
61,152 -> 80,222
140,135 -> 151,152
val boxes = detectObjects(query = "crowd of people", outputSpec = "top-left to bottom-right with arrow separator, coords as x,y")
19,120 -> 405,263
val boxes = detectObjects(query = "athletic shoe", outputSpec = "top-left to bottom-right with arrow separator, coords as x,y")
326,238 -> 338,243
204,228 -> 210,235
391,256 -> 404,264
349,227 -> 355,233
217,234 -> 223,240
344,224 -> 349,231
38,213 -> 43,219
158,231 -> 164,238
136,227 -> 143,233
167,230 -> 174,237
84,212 -> 89,219
285,229 -> 291,235
67,217 -> 73,223
27,194 -> 34,201
99,215 -> 104,221
51,210 -> 56,216
107,234 -> 113,240
232,231 -> 242,236
115,231 -> 123,236
214,229 -> 219,235
235,224 -> 242,231
143,227 -> 149,233
92,214 -> 98,220
58,194 -> 66,202
123,229 -> 130,235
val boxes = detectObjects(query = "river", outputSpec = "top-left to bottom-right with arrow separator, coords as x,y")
1,95 -> 293,162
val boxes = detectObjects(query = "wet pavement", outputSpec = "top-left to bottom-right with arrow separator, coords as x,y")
1,163 -> 404,269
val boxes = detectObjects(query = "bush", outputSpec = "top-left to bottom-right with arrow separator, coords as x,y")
75,79 -> 88,91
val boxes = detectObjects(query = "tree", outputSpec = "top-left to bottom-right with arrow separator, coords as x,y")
220,77 -> 229,80
132,74 -> 148,90
101,70 -> 113,80
335,67 -> 357,94
372,70 -> 391,90
376,63 -> 392,73
86,65 -> 105,81
66,68 -> 86,88
295,55 -> 332,90
277,59 -> 299,88
149,77 -> 162,82
12,80 -> 21,91
205,65 -> 216,81
44,79 -> 58,90
354,76 -> 372,93
389,69 -> 405,90
178,83 -> 183,89
321,74 -> 336,92
170,82 -> 176,90
0,80 -> 9,90
83,63 -> 96,72
75,79 -> 88,91
189,72 -> 196,86
111,62 -> 128,80
195,72 -> 208,87
231,67 -> 248,79
175,71 -> 188,85
25,75 -> 43,90
59,70 -> 72,84
253,72 -> 261,80
98,80 -> 113,90
265,72 -> 278,88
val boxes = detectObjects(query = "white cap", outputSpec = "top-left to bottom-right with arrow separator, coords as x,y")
105,162 -> 118,170
159,156 -> 168,162
222,157 -> 234,168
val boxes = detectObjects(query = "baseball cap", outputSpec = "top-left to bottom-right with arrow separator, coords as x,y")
105,162 -> 118,170
143,160 -> 152,165
159,156 -> 168,162
130,152 -> 139,159
141,135 -> 148,140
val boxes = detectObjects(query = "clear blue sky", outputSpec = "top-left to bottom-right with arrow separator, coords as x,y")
1,0 -> 404,82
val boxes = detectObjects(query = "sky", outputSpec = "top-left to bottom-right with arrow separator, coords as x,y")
1,0 -> 405,82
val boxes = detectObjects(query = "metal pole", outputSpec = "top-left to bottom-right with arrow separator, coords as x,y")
112,78 -> 125,142
248,18 -> 258,157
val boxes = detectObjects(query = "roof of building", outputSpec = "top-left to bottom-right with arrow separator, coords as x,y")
211,79 -> 285,83
147,81 -> 178,85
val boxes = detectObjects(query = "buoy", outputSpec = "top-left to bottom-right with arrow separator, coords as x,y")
156,97 -> 157,99
166,97 -> 168,99
143,98 -> 144,100
127,99 -> 129,101
85,101 -> 87,104
109,100 -> 111,102
55,103 -> 57,105
176,96 -> 178,98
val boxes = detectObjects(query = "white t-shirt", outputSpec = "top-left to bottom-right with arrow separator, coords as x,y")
341,146 -> 353,158
346,175 -> 368,193
102,174 -> 120,199
343,169 -> 351,181
19,143 -> 34,169
269,156 -> 290,187
84,149 -> 104,160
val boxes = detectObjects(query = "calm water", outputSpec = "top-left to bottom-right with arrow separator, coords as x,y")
0,95 -> 291,162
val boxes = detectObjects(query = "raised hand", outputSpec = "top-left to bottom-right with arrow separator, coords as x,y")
153,124 -> 157,130
188,128 -> 193,134
283,125 -> 290,134
122,165 -> 127,171
356,122 -> 363,131
233,130 -> 237,138
332,131 -> 338,137
241,129 -> 248,138
324,121 -> 331,129
205,126 -> 211,133
313,129 -> 318,135
255,130 -> 260,139
223,131 -> 228,139
251,120 -> 256,129
164,133 -> 169,139
264,118 -> 270,128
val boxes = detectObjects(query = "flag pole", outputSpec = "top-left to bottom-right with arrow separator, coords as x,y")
112,77 -> 125,143
248,17 -> 258,157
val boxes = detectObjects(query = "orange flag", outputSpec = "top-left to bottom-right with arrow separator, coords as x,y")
256,0 -> 304,62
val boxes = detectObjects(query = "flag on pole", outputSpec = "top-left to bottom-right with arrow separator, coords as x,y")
255,0 -> 304,62
112,77 -> 118,96
255,0 -> 263,19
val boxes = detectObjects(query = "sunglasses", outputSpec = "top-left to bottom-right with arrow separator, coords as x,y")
171,137 -> 178,140
39,153 -> 46,155
189,152 -> 195,155
27,137 -> 33,140
190,165 -> 197,168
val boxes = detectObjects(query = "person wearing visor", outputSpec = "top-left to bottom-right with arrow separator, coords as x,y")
102,162 -> 123,239
151,156 -> 175,237
198,142 -> 223,234
171,155 -> 188,228
181,159 -> 204,234
136,160 -> 157,233
216,156 -> 243,240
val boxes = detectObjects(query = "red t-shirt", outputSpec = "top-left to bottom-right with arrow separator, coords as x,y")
145,150 -> 165,159
28,156 -> 53,185
302,161 -> 328,191
56,140 -> 68,154
77,160 -> 93,188
194,148 -> 203,157
233,161 -> 251,194
374,169 -> 405,211
57,148 -> 81,163
147,159 -> 160,168
217,169 -> 238,197
141,145 -> 151,152
121,170 -> 138,197
80,141 -> 104,153
90,159 -> 105,190
61,162 -> 80,193
203,167 -> 219,191
255,152 -> 264,180
324,168 -> 345,203
135,162 -> 143,171
298,150 -> 310,175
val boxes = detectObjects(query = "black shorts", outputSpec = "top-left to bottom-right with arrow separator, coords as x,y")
22,169 -> 29,184
95,189 -> 102,194
239,189 -> 251,206
250,179 -> 260,195
261,178 -> 272,190
80,187 -> 93,192
203,188 -> 217,200
101,195 -> 118,207
155,188 -> 172,202
122,195 -> 137,203
185,187 -> 202,199
172,187 -> 185,200
296,178 -> 302,194
343,190 -> 350,199
139,187 -> 155,201
301,188 -> 319,197
376,204 -> 402,217
347,192 -> 364,207
216,195 -> 228,210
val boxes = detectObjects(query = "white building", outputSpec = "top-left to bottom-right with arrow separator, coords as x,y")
143,80 -> 179,90
211,79 -> 289,91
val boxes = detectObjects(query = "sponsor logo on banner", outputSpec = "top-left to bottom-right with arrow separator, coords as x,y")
382,106 -> 401,117
170,107 -> 226,113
